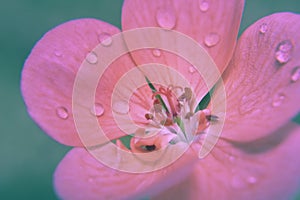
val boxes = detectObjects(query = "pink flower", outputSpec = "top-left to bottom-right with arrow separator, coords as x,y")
21,0 -> 300,199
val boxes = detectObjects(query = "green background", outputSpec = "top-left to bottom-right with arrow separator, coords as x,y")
1,0 -> 300,199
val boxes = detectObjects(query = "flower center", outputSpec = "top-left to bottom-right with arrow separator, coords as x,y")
116,79 -> 217,153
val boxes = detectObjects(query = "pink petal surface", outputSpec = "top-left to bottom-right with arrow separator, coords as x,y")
54,144 -> 199,200
21,19 -> 127,146
155,122 -> 300,200
122,0 -> 244,97
217,12 -> 300,142
122,0 -> 244,71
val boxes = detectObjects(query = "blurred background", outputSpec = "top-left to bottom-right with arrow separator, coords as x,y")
0,0 -> 299,199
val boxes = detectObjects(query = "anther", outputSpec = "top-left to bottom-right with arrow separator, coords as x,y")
145,113 -> 153,120
206,114 -> 219,122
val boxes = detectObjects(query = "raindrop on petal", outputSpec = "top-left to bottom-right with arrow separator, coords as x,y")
86,52 -> 98,64
113,101 -> 129,114
88,177 -> 94,183
98,32 -> 113,46
189,66 -> 196,73
156,8 -> 176,30
291,66 -> 300,82
229,155 -> 235,162
247,176 -> 257,184
199,0 -> 209,12
90,103 -> 105,117
204,33 -> 220,47
56,106 -> 69,119
272,93 -> 285,107
275,40 -> 293,64
152,49 -> 162,57
54,50 -> 63,57
259,23 -> 268,34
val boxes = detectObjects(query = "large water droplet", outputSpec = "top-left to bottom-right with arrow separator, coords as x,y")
98,32 -> 112,46
199,0 -> 209,12
259,23 -> 268,34
189,66 -> 196,73
90,103 -> 104,117
204,33 -> 220,47
275,40 -> 293,64
291,66 -> 300,82
86,52 -> 98,64
156,8 -> 176,30
272,93 -> 285,107
113,101 -> 129,114
56,106 -> 69,119
152,49 -> 162,57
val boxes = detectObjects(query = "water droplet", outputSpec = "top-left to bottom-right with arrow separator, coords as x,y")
90,103 -> 104,117
113,101 -> 129,114
259,23 -> 268,34
98,32 -> 112,46
247,176 -> 257,184
199,0 -> 209,12
229,155 -> 235,162
54,50 -> 62,57
86,52 -> 98,64
56,106 -> 69,119
189,66 -> 196,73
231,175 -> 247,189
291,66 -> 300,82
272,93 -> 285,107
152,49 -> 162,57
156,8 -> 176,30
88,177 -> 94,183
275,40 -> 293,64
204,33 -> 220,47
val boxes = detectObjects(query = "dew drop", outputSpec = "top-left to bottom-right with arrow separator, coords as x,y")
275,40 -> 293,64
199,0 -> 209,12
259,23 -> 268,34
86,52 -> 98,64
247,176 -> 257,184
98,32 -> 113,46
229,155 -> 235,162
152,49 -> 162,57
90,103 -> 104,117
113,101 -> 129,114
204,33 -> 220,47
56,106 -> 69,119
156,8 -> 176,30
291,66 -> 300,82
272,93 -> 286,107
189,66 -> 196,73
54,50 -> 62,57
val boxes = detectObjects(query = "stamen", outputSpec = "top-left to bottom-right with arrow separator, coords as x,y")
206,114 -> 219,122
145,113 -> 153,120
160,118 -> 174,126
145,145 -> 156,151
152,86 -> 180,117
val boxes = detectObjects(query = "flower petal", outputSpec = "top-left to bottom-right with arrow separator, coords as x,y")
154,122 -> 300,199
21,19 -> 121,146
54,146 -> 198,200
122,0 -> 244,72
218,12 -> 300,142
